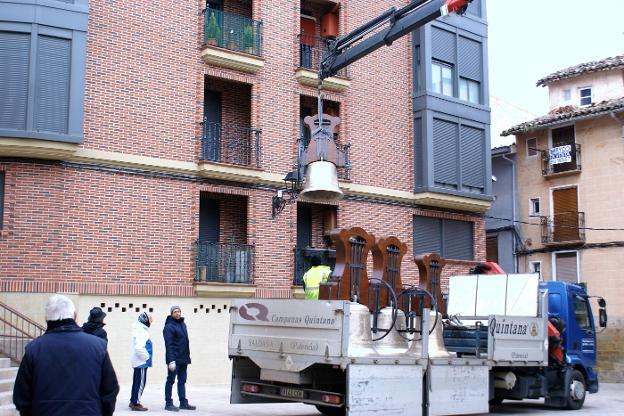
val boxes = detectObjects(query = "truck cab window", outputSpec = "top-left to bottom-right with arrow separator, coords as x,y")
573,296 -> 591,330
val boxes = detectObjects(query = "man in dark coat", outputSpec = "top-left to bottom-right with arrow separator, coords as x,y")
13,294 -> 119,416
82,306 -> 108,343
163,305 -> 196,411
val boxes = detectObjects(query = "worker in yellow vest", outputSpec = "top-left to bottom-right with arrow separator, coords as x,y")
302,256 -> 332,300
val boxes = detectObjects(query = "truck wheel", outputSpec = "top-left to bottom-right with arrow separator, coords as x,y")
566,370 -> 586,410
315,405 -> 345,416
489,398 -> 503,405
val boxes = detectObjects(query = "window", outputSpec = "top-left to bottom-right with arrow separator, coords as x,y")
554,251 -> 578,283
527,138 -> 538,157
459,78 -> 480,104
562,89 -> 571,102
0,171 -> 4,230
529,261 -> 542,278
432,61 -> 453,97
579,87 -> 592,106
573,296 -> 592,330
529,198 -> 540,216
413,216 -> 473,260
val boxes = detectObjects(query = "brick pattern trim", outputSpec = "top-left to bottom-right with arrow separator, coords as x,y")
1,279 -> 194,297
204,68 -> 256,85
255,287 -> 292,299
0,164 -> 14,237
199,183 -> 252,196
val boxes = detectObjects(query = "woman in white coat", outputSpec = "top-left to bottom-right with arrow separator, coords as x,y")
130,312 -> 153,411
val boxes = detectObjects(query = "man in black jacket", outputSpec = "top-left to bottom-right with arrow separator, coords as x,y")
163,305 -> 196,411
82,306 -> 108,343
13,294 -> 119,416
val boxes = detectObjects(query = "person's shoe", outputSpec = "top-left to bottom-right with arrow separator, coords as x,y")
179,403 -> 196,410
165,404 -> 180,412
130,403 -> 148,411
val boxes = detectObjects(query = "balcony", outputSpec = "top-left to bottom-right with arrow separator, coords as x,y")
296,33 -> 350,92
542,144 -> 581,177
541,212 -> 586,246
200,121 -> 262,168
201,8 -> 264,73
293,247 -> 336,286
195,241 -> 255,284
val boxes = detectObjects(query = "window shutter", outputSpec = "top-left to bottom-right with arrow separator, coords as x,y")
35,35 -> 71,134
199,196 -> 220,242
443,219 -> 473,260
458,36 -> 481,81
431,27 -> 455,64
555,252 -> 578,283
460,125 -> 485,191
0,32 -> 30,130
486,236 -> 498,263
413,216 -> 442,255
433,118 -> 459,188
413,118 -> 423,187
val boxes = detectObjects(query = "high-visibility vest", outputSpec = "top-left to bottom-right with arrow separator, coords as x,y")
303,265 -> 331,300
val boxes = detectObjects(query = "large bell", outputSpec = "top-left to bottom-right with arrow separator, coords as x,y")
300,161 -> 343,202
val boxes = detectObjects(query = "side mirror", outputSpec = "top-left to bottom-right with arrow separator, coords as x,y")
598,298 -> 606,308
599,308 -> 608,328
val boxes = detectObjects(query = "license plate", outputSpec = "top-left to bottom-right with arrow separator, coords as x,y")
280,387 -> 305,399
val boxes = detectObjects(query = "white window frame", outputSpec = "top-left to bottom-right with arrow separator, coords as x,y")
529,197 -> 541,217
432,60 -> 453,97
578,87 -> 592,107
526,138 -> 538,157
529,261 -> 542,279
459,77 -> 480,104
551,250 -> 580,283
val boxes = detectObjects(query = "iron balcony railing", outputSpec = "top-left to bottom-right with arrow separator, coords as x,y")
195,241 -> 255,284
297,33 -> 350,79
0,301 -> 45,363
203,8 -> 263,57
542,143 -> 581,176
540,211 -> 586,245
293,247 -> 336,286
297,136 -> 351,180
201,120 -> 262,168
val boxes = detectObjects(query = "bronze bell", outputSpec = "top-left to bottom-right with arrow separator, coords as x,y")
300,160 -> 343,201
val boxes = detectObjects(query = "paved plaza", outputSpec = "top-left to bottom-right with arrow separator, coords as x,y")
114,382 -> 623,415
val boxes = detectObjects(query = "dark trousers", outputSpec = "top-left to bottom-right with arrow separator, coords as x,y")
131,367 -> 148,405
165,364 -> 188,406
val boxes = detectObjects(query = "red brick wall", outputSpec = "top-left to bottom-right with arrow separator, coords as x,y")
205,77 -> 252,128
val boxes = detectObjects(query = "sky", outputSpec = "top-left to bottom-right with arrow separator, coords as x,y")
487,0 -> 624,145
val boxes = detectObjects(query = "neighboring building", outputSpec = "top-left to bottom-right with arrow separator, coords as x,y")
486,144 -> 520,273
0,0 -> 491,383
502,54 -> 624,382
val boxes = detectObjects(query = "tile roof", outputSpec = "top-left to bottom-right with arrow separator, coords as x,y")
501,97 -> 624,136
536,54 -> 624,86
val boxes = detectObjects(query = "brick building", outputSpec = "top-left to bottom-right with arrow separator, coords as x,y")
0,0 -> 490,383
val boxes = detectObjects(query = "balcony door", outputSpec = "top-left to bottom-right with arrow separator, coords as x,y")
199,195 -> 220,279
552,187 -> 579,242
551,126 -> 576,173
300,16 -> 315,69
204,90 -> 221,161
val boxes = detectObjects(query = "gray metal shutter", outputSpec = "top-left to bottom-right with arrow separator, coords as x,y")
0,32 -> 30,130
443,219 -> 473,260
431,27 -> 456,64
433,118 -> 459,188
0,171 -> 4,230
555,252 -> 578,283
458,36 -> 481,81
460,125 -> 485,191
413,216 -> 442,255
35,35 -> 71,133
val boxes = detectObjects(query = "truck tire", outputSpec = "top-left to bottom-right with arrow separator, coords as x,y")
566,369 -> 586,410
315,405 -> 345,416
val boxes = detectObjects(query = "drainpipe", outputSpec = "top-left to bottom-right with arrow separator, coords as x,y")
501,153 -> 520,273
609,112 -> 624,140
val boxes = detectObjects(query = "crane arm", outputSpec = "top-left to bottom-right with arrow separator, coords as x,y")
319,0 -> 471,80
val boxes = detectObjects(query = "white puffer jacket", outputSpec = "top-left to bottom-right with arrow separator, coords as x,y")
130,321 -> 152,368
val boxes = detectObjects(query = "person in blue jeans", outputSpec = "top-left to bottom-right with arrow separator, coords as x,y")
130,312 -> 153,411
163,305 -> 196,411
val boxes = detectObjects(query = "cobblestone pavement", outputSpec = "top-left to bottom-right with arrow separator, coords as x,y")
114,383 -> 622,415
